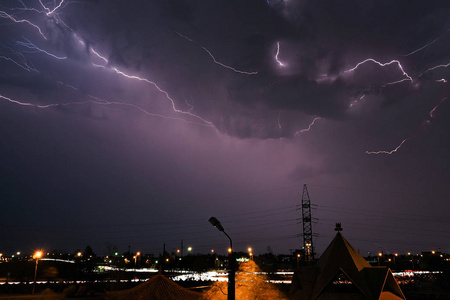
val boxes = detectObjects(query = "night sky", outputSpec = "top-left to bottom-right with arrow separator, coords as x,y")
1,0 -> 450,257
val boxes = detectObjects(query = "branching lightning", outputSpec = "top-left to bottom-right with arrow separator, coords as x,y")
365,138 -> 410,155
16,38 -> 67,59
0,10 -> 47,40
1,0 -> 449,147
0,2 -> 216,129
0,44 -> 38,72
344,58 -> 413,86
108,67 -> 214,126
39,0 -> 66,16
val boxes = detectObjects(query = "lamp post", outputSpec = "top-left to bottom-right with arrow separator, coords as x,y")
32,251 -> 43,294
209,217 -> 235,300
134,252 -> 140,269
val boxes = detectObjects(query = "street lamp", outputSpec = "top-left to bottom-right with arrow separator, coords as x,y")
135,252 -> 140,267
32,251 -> 43,294
209,217 -> 235,300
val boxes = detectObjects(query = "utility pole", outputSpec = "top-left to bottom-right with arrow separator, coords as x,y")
301,184 -> 314,263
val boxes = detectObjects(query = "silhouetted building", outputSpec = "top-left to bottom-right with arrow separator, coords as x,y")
105,272 -> 202,300
290,228 -> 406,300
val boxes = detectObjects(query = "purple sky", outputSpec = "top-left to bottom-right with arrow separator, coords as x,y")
1,0 -> 450,257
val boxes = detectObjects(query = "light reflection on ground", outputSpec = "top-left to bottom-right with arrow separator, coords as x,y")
202,260 -> 288,300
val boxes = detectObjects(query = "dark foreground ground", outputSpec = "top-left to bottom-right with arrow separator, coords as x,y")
1,280 -> 450,300
1,259 -> 449,299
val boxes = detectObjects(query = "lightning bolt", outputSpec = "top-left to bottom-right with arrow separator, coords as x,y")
168,29 -> 194,42
0,2 -> 216,129
429,97 -> 448,119
106,67 -> 214,126
1,87 -> 213,127
344,58 -> 413,86
349,93 -> 367,108
89,47 -> 109,66
294,117 -> 321,135
0,44 -> 38,72
39,0 -> 66,16
201,46 -> 258,75
403,28 -> 450,57
365,138 -> 410,155
0,10 -> 48,40
275,42 -> 286,67
16,38 -> 67,60
0,93 -> 71,108
421,62 -> 450,75
365,95 -> 448,155
169,30 -> 258,75
402,37 -> 440,57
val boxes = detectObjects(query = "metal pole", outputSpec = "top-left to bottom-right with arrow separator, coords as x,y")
32,259 -> 39,294
224,231 -> 235,300
208,217 -> 235,300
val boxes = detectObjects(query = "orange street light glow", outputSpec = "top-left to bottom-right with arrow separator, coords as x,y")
33,251 -> 43,259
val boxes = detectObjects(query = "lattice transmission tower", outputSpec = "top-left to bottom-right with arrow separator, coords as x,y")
301,184 -> 315,263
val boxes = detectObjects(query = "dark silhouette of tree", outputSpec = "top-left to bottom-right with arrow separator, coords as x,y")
82,246 -> 97,275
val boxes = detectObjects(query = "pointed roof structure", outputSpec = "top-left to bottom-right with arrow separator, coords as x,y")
290,228 -> 406,300
105,274 -> 203,300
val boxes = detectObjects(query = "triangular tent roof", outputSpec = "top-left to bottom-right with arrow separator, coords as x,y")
311,232 -> 372,299
290,232 -> 406,300
105,274 -> 203,300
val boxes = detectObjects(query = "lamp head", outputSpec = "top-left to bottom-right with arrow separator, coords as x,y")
209,217 -> 225,231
